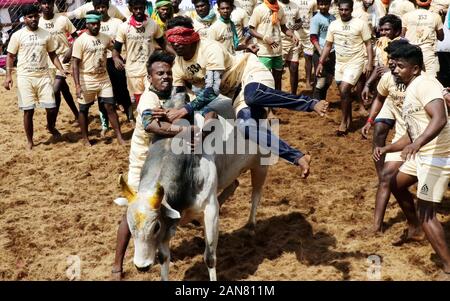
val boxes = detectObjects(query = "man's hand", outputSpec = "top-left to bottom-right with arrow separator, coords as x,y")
361,85 -> 372,106
373,146 -> 387,161
297,154 -> 311,179
364,64 -> 374,78
361,122 -> 372,139
291,34 -> 300,45
113,56 -> 125,71
264,36 -> 279,49
3,76 -> 12,90
151,108 -> 167,120
316,63 -> 324,77
166,107 -> 188,122
443,87 -> 450,108
313,99 -> 328,116
401,142 -> 421,161
376,66 -> 388,77
246,43 -> 259,54
75,85 -> 82,99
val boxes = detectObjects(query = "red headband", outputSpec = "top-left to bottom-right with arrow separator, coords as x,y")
165,27 -> 200,45
416,0 -> 431,7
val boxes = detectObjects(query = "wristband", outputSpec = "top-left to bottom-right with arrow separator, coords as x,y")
318,59 -> 324,65
367,117 -> 375,125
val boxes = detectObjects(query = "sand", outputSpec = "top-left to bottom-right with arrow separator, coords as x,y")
0,66 -> 449,281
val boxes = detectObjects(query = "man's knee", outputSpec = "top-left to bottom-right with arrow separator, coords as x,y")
373,123 -> 390,142
243,82 -> 260,106
417,200 -> 436,223
79,104 -> 91,114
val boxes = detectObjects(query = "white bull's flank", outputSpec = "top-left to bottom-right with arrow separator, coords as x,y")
115,115 -> 269,281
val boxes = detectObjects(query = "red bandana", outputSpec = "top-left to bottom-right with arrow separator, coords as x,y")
165,27 -> 200,45
129,14 -> 148,28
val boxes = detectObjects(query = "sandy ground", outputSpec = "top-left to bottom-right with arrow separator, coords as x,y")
1,63 -> 450,281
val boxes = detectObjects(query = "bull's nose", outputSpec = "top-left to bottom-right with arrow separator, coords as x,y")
135,265 -> 151,272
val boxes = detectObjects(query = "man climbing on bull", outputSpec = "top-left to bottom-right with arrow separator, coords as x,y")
163,16 -> 329,179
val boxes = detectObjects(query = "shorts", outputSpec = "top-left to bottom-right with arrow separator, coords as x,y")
17,75 -> 56,110
126,76 -> 146,95
282,37 -> 300,62
399,156 -> 450,203
298,29 -> 314,56
335,58 -> 366,86
78,76 -> 114,105
128,135 -> 150,191
258,56 -> 284,71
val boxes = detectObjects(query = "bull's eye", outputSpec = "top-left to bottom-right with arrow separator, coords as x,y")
153,221 -> 161,235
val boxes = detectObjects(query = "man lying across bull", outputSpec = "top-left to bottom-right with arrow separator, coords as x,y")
163,16 -> 329,179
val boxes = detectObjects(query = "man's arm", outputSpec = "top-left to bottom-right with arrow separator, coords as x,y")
401,98 -> 448,160
364,39 -> 374,77
112,41 -> 125,70
436,28 -> 444,41
373,133 -> 411,161
361,94 -> 387,139
280,24 -> 299,45
48,51 -> 66,75
310,34 -> 322,54
248,25 -> 278,48
62,31 -> 79,63
72,57 -> 82,99
3,52 -> 15,90
316,41 -> 333,77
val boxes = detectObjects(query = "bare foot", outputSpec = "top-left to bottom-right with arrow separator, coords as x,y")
49,128 -> 62,141
358,106 -> 369,117
392,228 -> 425,246
82,139 -> 92,147
336,122 -> 349,136
297,154 -> 311,179
117,138 -> 126,145
26,141 -> 34,151
110,269 -> 123,281
313,100 -> 329,116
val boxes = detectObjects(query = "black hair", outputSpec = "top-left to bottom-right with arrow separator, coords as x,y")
147,50 -> 175,73
86,10 -> 102,16
317,0 -> 332,4
217,0 -> 234,7
192,0 -> 210,6
390,43 -> 424,69
38,0 -> 55,4
128,0 -> 147,7
338,0 -> 353,8
379,14 -> 402,33
384,38 -> 409,55
166,16 -> 194,30
92,0 -> 110,7
21,4 -> 39,17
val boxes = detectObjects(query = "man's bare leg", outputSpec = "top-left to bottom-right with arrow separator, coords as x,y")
390,172 -> 424,243
272,69 -> 283,91
45,107 -> 61,139
304,54 -> 314,89
78,108 -> 91,146
288,61 -> 299,95
373,123 -> 390,180
355,76 -> 369,116
417,200 -> 450,273
55,77 -> 79,122
23,109 -> 34,150
337,81 -> 353,134
112,213 -> 131,280
104,103 -> 125,145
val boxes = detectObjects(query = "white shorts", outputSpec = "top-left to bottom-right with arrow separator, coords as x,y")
17,75 -> 56,110
335,58 -> 366,86
399,156 -> 450,203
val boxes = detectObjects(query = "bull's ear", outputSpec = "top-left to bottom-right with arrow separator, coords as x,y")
162,203 -> 181,220
149,182 -> 164,209
118,174 -> 137,204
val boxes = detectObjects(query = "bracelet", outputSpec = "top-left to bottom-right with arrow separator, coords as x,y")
442,88 -> 450,97
367,117 -> 375,125
318,59 -> 324,65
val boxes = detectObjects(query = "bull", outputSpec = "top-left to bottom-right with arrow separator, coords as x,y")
114,116 -> 269,281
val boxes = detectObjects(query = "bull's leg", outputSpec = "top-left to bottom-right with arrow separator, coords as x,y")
158,239 -> 171,281
203,194 -> 219,281
247,165 -> 269,229
217,180 -> 239,207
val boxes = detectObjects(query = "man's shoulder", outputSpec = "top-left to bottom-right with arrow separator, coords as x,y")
138,89 -> 161,110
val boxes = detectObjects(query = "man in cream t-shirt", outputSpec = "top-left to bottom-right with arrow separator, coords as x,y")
3,4 -> 66,150
401,0 -> 444,77
374,43 -> 450,276
72,11 -> 125,146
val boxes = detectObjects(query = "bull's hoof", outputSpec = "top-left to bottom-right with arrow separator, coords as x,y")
242,223 -> 256,236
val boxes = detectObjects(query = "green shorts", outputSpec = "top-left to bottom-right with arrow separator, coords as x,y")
258,56 -> 284,71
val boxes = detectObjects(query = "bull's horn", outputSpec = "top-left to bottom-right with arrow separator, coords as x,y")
118,174 -> 137,204
149,182 -> 164,209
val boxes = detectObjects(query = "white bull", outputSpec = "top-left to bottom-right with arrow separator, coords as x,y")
114,116 -> 269,280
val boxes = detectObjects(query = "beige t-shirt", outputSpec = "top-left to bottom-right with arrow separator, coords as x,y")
279,0 -> 302,46
430,0 -> 450,15
231,6 -> 249,44
235,0 -> 259,17
100,17 -> 123,58
402,8 -> 443,56
115,18 -> 163,77
7,27 -> 56,77
248,3 -> 287,57
293,0 -> 317,32
388,0 -> 415,17
208,20 -> 235,54
402,74 -> 450,157
38,13 -> 76,62
72,32 -> 112,80
172,39 -> 247,97
66,2 -> 125,20
189,11 -> 217,39
378,71 -> 406,116
326,17 -> 372,63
